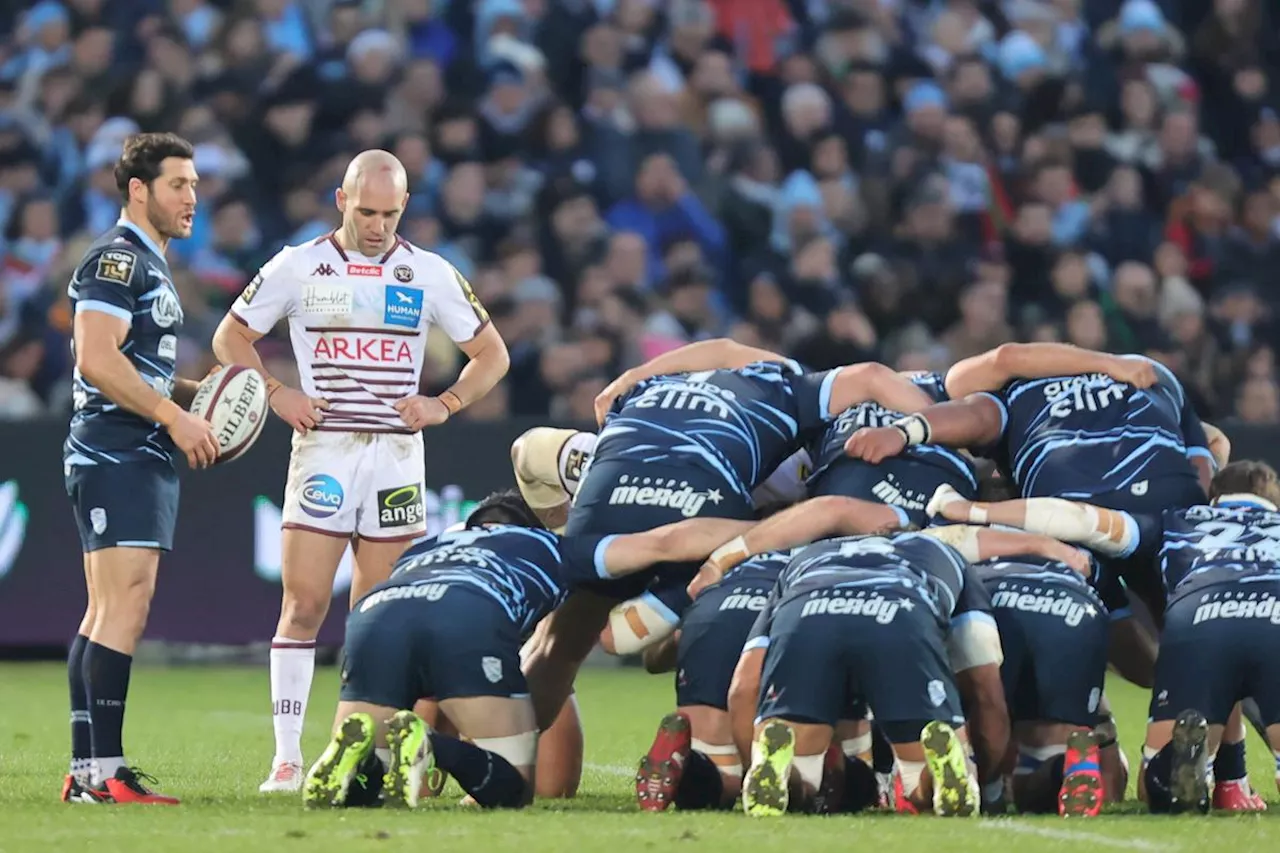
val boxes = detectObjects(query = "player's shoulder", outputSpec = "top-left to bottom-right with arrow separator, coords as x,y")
391,242 -> 463,282
263,238 -> 330,272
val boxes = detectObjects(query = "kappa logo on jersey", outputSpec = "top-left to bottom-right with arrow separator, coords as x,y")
393,264 -> 413,283
313,264 -> 337,277
800,590 -> 913,623
607,474 -> 723,518
348,263 -> 381,277
150,287 -> 183,329
95,250 -> 135,283
1193,591 -> 1280,625
377,484 -> 424,528
0,480 -> 29,581
384,285 -> 423,328
991,587 -> 1096,627
359,582 -> 448,612
300,474 -> 344,518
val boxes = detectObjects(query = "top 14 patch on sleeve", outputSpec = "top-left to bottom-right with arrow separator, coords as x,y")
95,250 -> 136,284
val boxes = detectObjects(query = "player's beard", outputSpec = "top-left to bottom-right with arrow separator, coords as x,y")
147,195 -> 191,240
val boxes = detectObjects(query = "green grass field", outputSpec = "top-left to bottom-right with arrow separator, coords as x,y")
3,664 -> 1279,852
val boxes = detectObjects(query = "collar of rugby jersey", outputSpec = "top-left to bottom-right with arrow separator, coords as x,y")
1212,494 -> 1278,511
117,215 -> 167,260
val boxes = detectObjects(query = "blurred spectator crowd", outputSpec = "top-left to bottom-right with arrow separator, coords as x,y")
2,0 -> 1280,426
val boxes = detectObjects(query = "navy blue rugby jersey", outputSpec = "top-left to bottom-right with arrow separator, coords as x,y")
65,222 -> 185,467
594,360 -> 838,504
975,357 -> 1212,501
377,525 -> 613,635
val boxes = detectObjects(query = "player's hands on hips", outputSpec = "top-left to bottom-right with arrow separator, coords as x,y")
271,386 -> 329,433
844,426 -> 908,463
1105,355 -> 1157,389
395,395 -> 450,430
167,409 -> 219,469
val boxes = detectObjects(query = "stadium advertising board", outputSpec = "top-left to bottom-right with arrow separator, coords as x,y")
0,418 -> 540,646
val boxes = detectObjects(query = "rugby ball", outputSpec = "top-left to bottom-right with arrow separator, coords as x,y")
190,365 -> 269,464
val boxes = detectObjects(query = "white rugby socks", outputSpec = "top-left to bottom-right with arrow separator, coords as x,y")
269,637 -> 316,764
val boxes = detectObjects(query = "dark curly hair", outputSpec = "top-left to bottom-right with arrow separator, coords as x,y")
114,132 -> 194,203
466,489 -> 545,530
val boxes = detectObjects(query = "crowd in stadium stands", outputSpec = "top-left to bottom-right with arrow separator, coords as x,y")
2,0 -> 1279,426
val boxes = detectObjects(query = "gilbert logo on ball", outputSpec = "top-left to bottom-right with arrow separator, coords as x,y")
0,480 -> 28,581
299,474 -> 344,518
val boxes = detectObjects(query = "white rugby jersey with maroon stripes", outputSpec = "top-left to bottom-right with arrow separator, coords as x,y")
229,232 -> 488,434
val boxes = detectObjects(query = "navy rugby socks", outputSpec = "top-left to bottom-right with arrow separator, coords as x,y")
428,732 -> 527,807
83,642 -> 133,782
673,749 -> 724,810
68,634 -> 92,780
1213,739 -> 1247,783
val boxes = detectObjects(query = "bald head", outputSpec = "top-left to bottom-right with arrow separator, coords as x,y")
342,149 -> 408,194
335,149 -> 410,256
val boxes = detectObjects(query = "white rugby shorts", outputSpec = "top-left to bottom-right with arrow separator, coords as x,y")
282,430 -> 427,540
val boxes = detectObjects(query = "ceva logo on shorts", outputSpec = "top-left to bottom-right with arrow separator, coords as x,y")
0,480 -> 28,581
384,285 -> 423,329
300,474 -> 344,518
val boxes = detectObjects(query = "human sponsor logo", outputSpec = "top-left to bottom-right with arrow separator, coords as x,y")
358,582 -> 448,613
1192,590 -> 1280,625
301,284 -> 354,315
313,263 -> 337,277
150,287 -> 183,329
312,336 -> 413,363
377,484 -> 425,528
299,474 -> 344,518
384,285 -> 423,328
0,481 -> 28,580
347,263 -> 381,278
607,474 -> 722,518
482,656 -> 503,684
96,249 -> 135,284
990,585 -> 1095,627
393,264 -> 413,283
800,589 -> 912,624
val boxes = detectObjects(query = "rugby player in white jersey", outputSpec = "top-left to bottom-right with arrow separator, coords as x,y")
212,150 -> 509,792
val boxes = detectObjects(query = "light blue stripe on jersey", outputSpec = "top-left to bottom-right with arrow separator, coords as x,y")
76,300 -> 132,325
743,636 -> 770,652
819,369 -> 839,421
116,540 -> 162,548
118,218 -> 167,260
593,535 -> 620,579
636,589 -> 681,627
1114,511 -> 1142,558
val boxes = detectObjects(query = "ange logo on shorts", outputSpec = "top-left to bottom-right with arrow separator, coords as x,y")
300,474 -> 344,518
378,484 -> 424,528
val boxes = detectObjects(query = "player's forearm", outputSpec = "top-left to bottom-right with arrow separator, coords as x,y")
622,339 -> 784,386
901,398 -> 1003,449
212,318 -> 281,393
442,336 -> 509,415
938,495 -> 1137,558
956,666 -> 1013,787
650,518 -> 757,567
738,497 -> 905,562
79,347 -> 181,427
946,344 -> 1119,399
826,362 -> 933,417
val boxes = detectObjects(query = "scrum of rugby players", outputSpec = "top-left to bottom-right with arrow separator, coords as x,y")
312,336 -> 1259,817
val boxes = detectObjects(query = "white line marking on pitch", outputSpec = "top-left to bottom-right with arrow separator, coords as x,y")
584,762 -> 633,776
984,821 -> 1171,851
